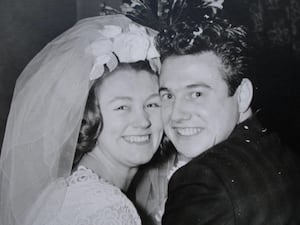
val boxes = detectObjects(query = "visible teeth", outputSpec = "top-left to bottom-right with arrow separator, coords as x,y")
176,128 -> 201,136
123,135 -> 150,143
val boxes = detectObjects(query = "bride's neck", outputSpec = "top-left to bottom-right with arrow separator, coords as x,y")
79,147 -> 138,192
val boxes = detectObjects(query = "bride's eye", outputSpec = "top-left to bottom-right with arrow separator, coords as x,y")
146,103 -> 161,108
115,105 -> 129,111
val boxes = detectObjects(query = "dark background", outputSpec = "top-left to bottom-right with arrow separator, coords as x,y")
0,0 -> 77,148
0,0 -> 299,153
223,0 -> 300,153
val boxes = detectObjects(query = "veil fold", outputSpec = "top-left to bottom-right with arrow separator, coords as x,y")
0,15 -> 146,225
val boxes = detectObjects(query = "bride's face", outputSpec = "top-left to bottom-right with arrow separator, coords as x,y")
96,67 -> 163,167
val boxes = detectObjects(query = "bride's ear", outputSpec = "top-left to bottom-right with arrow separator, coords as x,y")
236,78 -> 253,113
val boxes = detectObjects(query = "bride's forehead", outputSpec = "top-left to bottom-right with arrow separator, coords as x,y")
105,67 -> 157,85
97,69 -> 158,99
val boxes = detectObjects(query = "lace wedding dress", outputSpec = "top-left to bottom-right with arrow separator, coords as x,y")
25,166 -> 141,225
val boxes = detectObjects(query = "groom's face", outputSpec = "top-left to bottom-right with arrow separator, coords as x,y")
159,52 -> 241,161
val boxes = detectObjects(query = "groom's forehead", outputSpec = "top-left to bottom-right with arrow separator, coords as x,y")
159,54 -> 224,88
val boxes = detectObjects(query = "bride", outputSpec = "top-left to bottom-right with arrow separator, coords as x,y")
0,14 -> 162,225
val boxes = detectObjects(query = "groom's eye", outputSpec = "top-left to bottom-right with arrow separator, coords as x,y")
191,91 -> 202,98
161,93 -> 174,101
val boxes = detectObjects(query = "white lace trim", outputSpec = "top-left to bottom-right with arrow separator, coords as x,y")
28,166 -> 141,225
67,166 -> 99,185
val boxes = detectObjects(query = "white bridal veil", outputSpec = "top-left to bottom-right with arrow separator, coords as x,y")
0,14 -> 159,225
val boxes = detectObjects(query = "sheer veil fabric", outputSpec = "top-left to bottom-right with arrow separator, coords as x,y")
0,15 -> 142,225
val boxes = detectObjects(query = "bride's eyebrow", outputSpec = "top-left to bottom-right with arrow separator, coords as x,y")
146,93 -> 160,101
108,96 -> 132,104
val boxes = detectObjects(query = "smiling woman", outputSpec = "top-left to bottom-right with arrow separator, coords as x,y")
75,62 -> 163,189
95,64 -> 162,166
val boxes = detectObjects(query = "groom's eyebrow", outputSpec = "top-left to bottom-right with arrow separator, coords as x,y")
186,83 -> 212,89
159,83 -> 212,93
159,87 -> 169,93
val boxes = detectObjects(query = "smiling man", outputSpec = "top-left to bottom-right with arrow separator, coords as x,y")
159,51 -> 252,162
155,3 -> 300,225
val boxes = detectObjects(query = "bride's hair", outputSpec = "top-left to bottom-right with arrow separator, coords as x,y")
73,61 -> 156,168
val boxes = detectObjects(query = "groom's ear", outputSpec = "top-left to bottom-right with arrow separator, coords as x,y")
237,78 -> 253,113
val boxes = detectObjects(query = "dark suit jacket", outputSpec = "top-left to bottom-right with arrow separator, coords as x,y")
162,117 -> 300,225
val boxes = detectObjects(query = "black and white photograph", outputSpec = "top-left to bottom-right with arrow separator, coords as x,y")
0,0 -> 300,224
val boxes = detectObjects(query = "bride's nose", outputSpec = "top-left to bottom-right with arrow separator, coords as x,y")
132,108 -> 151,128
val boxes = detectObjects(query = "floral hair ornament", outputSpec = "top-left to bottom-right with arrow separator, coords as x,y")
85,21 -> 160,80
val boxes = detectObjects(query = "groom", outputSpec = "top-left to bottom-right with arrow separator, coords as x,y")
156,7 -> 300,225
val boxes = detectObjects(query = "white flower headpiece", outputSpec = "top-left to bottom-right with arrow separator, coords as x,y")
85,22 -> 160,80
